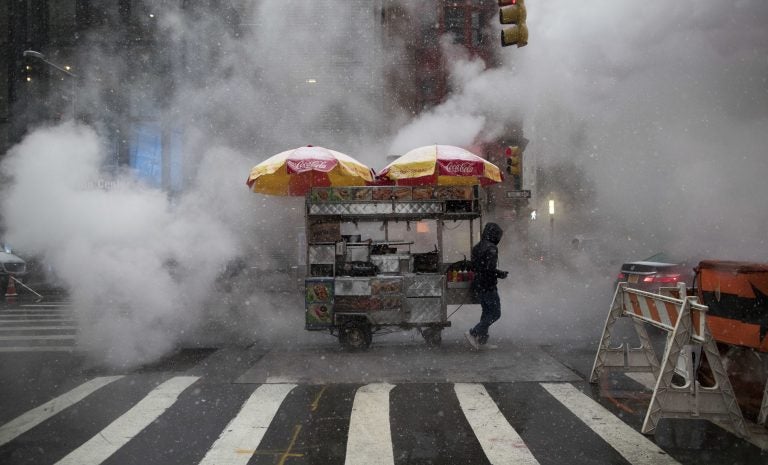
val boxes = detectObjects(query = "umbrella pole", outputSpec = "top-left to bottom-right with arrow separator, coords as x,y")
470,219 -> 474,255
437,219 -> 444,268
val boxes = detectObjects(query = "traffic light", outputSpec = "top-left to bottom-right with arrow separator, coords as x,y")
499,0 -> 528,48
504,146 -> 522,189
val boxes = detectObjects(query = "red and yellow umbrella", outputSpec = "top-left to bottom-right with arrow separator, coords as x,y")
246,145 -> 375,196
377,144 -> 502,187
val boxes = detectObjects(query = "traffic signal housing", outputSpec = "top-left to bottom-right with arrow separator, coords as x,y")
499,0 -> 528,48
505,146 -> 522,189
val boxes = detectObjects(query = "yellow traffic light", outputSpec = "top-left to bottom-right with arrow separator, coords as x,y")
505,146 -> 521,175
504,145 -> 522,189
500,1 -> 526,24
499,0 -> 528,48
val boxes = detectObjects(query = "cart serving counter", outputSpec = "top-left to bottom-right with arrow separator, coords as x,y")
303,185 -> 482,349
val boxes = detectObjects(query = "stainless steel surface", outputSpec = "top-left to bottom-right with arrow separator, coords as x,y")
345,244 -> 370,262
405,274 -> 444,297
368,309 -> 404,324
370,255 -> 410,273
309,201 -> 444,216
308,244 -> 335,264
444,287 -> 476,305
406,297 -> 445,323
335,277 -> 372,296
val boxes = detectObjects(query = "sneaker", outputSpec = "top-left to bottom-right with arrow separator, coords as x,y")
464,331 -> 480,350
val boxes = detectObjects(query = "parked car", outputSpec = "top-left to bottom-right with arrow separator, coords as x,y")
616,253 -> 694,292
0,242 -> 27,292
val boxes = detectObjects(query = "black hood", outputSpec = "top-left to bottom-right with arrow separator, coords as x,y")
481,222 -> 503,245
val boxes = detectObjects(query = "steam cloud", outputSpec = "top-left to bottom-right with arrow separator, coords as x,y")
2,1 -> 768,362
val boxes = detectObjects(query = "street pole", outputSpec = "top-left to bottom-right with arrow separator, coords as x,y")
23,50 -> 77,121
548,199 -> 555,261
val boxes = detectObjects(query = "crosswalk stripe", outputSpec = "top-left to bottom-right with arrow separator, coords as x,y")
0,310 -> 72,318
55,376 -> 199,465
0,376 -> 123,447
0,334 -> 75,341
0,318 -> 75,324
0,314 -> 68,318
345,383 -> 395,465
0,326 -> 76,331
0,346 -> 74,352
454,383 -> 539,465
1,309 -> 72,313
198,383 -> 297,465
540,383 -> 681,465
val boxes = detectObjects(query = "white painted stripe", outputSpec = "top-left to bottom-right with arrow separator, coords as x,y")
0,314 -> 67,318
541,383 -> 680,465
0,311 -> 71,315
56,376 -> 199,465
636,296 -> 653,321
625,294 -> 650,321
657,301 -> 673,328
454,383 -> 539,465
0,326 -> 76,331
0,335 -> 75,341
345,383 -> 395,465
0,318 -> 75,323
0,306 -> 73,314
20,304 -> 72,308
0,376 -> 123,446
199,383 -> 296,465
0,346 -> 74,352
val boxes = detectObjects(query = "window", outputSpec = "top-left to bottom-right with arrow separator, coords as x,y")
471,12 -> 484,46
444,7 -> 465,44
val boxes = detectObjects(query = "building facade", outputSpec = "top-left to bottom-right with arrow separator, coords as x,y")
2,0 -> 526,204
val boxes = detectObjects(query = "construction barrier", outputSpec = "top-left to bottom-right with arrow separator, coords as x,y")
4,276 -> 44,303
590,282 -> 750,438
4,275 -> 18,302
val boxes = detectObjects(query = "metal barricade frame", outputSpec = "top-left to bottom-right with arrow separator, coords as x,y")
590,282 -> 750,439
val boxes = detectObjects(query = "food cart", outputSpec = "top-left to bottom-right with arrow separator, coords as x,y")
303,184 -> 482,349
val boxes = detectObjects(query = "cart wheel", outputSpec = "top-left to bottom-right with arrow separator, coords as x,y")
339,322 -> 372,350
421,327 -> 442,346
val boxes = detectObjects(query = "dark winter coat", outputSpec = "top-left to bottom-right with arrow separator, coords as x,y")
471,222 -> 505,292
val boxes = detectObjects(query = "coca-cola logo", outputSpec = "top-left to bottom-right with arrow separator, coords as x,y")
288,159 -> 335,173
441,161 -> 478,175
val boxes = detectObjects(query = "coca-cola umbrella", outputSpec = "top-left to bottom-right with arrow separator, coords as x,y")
377,144 -> 502,186
246,145 -> 375,196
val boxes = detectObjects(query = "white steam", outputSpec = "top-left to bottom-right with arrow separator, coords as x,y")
0,124 -> 246,366
3,1 -> 768,360
387,1 -> 768,342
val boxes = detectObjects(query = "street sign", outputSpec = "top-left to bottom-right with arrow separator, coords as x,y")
505,190 -> 531,199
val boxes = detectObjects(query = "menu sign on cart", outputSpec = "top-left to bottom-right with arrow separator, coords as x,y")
305,278 -> 334,329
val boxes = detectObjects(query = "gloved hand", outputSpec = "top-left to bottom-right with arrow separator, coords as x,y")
497,270 -> 509,279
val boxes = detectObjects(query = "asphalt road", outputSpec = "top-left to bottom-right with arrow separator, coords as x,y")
0,298 -> 766,465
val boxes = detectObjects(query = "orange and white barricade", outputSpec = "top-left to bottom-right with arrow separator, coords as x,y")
590,282 -> 749,438
4,275 -> 19,303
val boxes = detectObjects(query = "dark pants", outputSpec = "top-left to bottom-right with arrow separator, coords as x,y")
471,288 -> 501,344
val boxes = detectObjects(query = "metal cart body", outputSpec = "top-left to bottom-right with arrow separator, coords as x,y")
303,185 -> 482,349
